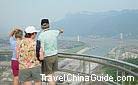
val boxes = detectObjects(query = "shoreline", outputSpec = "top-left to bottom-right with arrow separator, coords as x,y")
76,47 -> 90,54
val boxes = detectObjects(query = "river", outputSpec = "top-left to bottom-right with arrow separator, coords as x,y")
82,38 -> 138,57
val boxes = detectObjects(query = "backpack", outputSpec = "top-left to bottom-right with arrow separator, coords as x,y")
36,40 -> 42,61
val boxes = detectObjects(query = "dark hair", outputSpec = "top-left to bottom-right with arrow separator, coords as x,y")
24,32 -> 35,38
41,19 -> 49,25
14,30 -> 23,39
41,19 -> 50,29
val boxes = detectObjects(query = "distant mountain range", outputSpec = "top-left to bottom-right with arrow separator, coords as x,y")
54,9 -> 138,38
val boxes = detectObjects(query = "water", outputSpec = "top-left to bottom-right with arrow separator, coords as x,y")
83,38 -> 120,56
84,38 -> 138,57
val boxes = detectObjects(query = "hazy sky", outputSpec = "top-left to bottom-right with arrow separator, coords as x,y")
0,0 -> 138,36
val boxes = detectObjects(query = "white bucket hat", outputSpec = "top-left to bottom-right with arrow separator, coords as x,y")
25,26 -> 40,33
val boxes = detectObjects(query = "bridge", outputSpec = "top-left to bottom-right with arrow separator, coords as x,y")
0,51 -> 137,85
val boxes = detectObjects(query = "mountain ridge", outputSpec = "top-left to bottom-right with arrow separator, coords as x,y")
54,9 -> 138,37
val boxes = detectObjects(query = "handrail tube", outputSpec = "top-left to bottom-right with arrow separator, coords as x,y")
58,54 -> 138,77
58,53 -> 138,69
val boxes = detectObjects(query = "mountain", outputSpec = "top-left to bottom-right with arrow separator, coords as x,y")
54,9 -> 138,37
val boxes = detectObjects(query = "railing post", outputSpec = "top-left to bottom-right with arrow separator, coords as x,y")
121,71 -> 125,85
83,55 -> 85,85
128,67 -> 131,85
116,69 -> 119,84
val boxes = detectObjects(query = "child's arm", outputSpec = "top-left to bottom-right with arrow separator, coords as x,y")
9,28 -> 20,37
9,30 -> 16,37
9,29 -> 17,44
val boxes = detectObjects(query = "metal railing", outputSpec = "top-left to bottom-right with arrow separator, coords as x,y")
0,51 -> 138,85
58,52 -> 138,77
